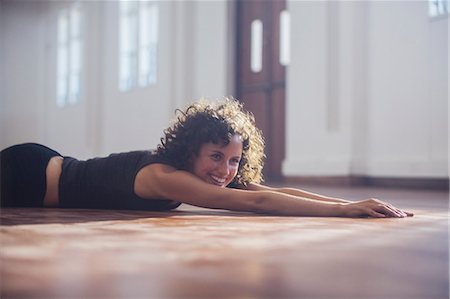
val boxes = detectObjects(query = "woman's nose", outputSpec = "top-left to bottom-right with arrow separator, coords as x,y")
218,161 -> 230,176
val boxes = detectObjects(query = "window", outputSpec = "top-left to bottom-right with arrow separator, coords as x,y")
279,10 -> 290,66
250,19 -> 263,73
429,0 -> 449,17
57,3 -> 82,107
119,0 -> 159,92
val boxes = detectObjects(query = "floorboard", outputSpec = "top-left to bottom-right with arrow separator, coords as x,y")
1,185 -> 448,299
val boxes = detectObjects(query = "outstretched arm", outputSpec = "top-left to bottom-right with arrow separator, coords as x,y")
135,164 -> 413,217
244,182 -> 413,217
246,183 -> 352,203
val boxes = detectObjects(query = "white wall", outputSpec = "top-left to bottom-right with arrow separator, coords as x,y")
0,0 -> 230,159
1,1 -> 448,179
285,0 -> 448,179
0,0 -> 4,147
1,1 -> 47,148
192,1 -> 229,99
366,1 -> 447,178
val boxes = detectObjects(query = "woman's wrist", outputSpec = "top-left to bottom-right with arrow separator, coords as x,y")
335,203 -> 348,217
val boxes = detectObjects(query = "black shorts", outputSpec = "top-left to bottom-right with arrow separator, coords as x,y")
1,143 -> 62,207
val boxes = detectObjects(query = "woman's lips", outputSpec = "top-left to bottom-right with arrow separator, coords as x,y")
210,174 -> 226,186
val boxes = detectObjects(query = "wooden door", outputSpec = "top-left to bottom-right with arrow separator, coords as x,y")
235,0 -> 286,180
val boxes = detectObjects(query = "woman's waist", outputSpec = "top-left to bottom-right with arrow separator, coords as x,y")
43,156 -> 63,207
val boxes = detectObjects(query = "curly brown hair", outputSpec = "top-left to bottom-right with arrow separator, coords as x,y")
156,97 -> 265,186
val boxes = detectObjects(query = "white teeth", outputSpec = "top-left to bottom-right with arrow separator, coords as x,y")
211,175 -> 226,184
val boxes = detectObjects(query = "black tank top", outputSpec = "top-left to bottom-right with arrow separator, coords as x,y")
59,151 -> 181,211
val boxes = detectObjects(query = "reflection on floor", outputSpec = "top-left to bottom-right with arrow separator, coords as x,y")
1,184 -> 449,299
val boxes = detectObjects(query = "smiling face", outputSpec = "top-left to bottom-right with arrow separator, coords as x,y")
190,134 -> 243,187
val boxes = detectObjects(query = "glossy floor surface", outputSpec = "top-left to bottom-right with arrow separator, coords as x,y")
1,185 -> 449,299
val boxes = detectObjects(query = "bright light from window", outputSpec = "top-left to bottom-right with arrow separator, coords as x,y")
251,19 -> 263,73
429,0 -> 449,17
279,10 -> 290,66
139,2 -> 158,86
119,0 -> 159,92
57,4 -> 82,107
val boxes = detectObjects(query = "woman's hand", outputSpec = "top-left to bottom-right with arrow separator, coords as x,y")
340,198 -> 414,218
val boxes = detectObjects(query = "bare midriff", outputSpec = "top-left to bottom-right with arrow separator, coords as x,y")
43,156 -> 63,207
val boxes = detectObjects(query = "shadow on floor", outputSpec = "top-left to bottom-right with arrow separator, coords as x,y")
0,207 -> 262,226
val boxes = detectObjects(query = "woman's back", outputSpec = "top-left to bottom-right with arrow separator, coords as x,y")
59,151 -> 181,211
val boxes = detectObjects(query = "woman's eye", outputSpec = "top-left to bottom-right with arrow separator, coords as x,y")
231,158 -> 241,165
211,154 -> 221,161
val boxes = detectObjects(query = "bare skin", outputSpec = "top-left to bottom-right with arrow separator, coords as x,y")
135,135 -> 413,218
43,156 -> 63,207
43,136 -> 413,218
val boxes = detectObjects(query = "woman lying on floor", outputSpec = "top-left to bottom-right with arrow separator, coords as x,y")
1,98 -> 413,218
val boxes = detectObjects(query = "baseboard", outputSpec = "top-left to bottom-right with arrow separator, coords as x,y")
281,176 -> 449,191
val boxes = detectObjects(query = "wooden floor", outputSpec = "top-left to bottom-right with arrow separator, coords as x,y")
1,184 -> 448,299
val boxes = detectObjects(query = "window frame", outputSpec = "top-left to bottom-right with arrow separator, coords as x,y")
119,0 -> 159,92
429,0 -> 449,19
56,2 -> 83,107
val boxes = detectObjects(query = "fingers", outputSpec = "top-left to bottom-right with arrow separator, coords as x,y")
385,203 -> 413,217
348,199 -> 414,218
368,209 -> 386,218
365,199 -> 411,218
374,204 -> 413,218
386,204 -> 407,217
405,211 -> 414,217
